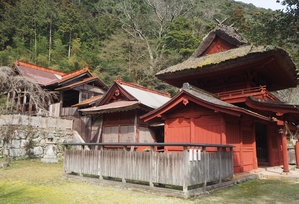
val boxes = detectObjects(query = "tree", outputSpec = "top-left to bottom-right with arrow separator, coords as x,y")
158,16 -> 200,58
0,66 -> 58,113
95,0 -> 196,76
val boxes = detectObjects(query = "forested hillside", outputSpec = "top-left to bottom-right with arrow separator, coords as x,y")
0,0 -> 298,95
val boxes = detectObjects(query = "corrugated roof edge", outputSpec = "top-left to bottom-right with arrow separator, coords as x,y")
14,60 -> 67,76
115,78 -> 171,98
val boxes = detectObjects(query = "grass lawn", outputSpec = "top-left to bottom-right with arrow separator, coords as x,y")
0,158 -> 299,204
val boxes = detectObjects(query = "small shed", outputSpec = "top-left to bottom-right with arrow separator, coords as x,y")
80,78 -> 171,151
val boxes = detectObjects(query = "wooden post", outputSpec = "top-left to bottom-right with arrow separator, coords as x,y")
183,146 -> 189,195
130,112 -> 138,151
23,93 -> 27,113
230,147 -> 234,179
295,141 -> 299,169
80,147 -> 84,177
28,96 -> 32,114
62,145 -> 67,176
202,146 -> 207,187
11,91 -> 16,112
6,92 -> 10,112
59,91 -> 63,117
149,146 -> 154,187
282,126 -> 290,172
95,116 -> 103,150
17,93 -> 20,112
218,147 -> 222,183
98,147 -> 103,180
122,146 -> 127,183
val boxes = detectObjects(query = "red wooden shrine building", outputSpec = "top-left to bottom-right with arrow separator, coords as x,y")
81,78 -> 170,151
141,24 -> 299,173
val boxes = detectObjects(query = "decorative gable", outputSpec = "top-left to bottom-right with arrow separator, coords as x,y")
192,24 -> 247,57
200,36 -> 237,56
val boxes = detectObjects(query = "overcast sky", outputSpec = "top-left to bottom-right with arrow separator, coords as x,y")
236,0 -> 286,10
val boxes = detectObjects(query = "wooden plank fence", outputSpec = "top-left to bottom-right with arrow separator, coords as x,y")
63,143 -> 234,197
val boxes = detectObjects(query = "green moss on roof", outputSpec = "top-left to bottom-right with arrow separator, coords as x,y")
156,45 -> 277,75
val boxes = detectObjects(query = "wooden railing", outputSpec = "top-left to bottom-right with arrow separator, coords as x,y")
216,86 -> 280,103
63,143 -> 234,197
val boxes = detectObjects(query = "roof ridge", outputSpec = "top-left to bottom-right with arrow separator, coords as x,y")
56,76 -> 102,91
115,78 -> 171,98
181,83 -> 220,99
15,60 -> 66,76
60,67 -> 92,81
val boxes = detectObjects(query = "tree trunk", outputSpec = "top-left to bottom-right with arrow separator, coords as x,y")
68,33 -> 72,59
48,17 -> 52,65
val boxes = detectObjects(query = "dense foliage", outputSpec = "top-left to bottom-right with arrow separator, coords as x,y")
0,0 -> 297,95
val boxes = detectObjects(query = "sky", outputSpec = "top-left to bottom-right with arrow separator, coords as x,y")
237,0 -> 286,10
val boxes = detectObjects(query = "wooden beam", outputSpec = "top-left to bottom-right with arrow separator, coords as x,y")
6,92 -> 10,112
295,141 -> 299,169
23,93 -> 27,113
282,125 -> 290,172
29,96 -> 32,114
95,116 -> 103,150
11,91 -> 16,112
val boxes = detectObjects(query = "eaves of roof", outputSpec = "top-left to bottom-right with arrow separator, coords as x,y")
246,97 -> 299,114
158,45 -> 296,79
80,101 -> 149,115
72,95 -> 103,108
58,67 -> 93,85
141,83 -> 270,122
55,76 -> 108,91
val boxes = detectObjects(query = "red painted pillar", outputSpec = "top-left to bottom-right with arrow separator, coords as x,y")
281,126 -> 290,172
295,141 -> 299,169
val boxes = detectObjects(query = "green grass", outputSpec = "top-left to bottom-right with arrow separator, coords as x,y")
0,158 -> 299,204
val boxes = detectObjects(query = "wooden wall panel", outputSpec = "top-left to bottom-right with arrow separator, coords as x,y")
120,125 -> 135,143
165,118 -> 190,151
267,125 -> 283,166
139,127 -> 155,143
193,116 -> 221,144
226,121 -> 242,173
103,126 -> 119,142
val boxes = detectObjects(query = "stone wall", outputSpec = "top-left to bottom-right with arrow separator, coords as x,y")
0,115 -> 77,160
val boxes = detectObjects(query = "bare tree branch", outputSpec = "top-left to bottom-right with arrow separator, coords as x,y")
0,66 -> 58,113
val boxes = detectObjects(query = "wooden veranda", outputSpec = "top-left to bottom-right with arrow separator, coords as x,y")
63,143 -> 234,197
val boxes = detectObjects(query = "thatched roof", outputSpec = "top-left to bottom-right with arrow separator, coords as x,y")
156,45 -> 299,90
158,46 -> 275,75
192,24 -> 247,57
